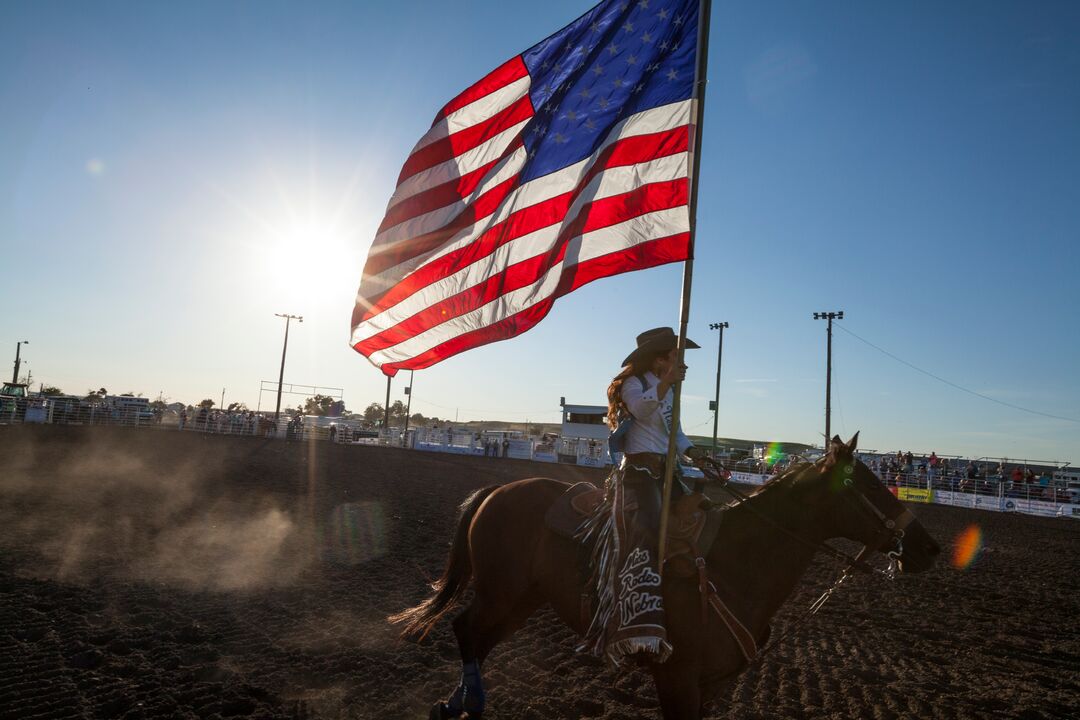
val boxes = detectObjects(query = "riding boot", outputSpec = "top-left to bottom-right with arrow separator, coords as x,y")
606,461 -> 673,663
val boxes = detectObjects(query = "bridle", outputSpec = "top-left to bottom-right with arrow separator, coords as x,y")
836,462 -> 916,581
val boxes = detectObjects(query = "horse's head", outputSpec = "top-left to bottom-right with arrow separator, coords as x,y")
801,433 -> 941,574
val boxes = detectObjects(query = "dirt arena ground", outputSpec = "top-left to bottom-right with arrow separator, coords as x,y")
1,427 -> 1077,719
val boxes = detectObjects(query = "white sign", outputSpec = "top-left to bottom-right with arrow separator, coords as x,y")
933,490 -> 1002,512
506,439 -> 534,460
415,442 -> 482,456
1001,498 -> 1079,518
730,471 -> 770,486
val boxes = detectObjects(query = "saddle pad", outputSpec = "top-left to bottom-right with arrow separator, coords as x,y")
545,483 -> 712,569
545,482 -> 603,539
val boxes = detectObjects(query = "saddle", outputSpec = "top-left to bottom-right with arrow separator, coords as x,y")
545,482 -> 722,577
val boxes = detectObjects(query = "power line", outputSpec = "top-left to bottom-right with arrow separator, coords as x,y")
836,324 -> 1079,424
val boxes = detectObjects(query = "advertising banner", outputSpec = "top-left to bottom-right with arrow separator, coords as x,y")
932,490 -> 1002,512
898,487 -> 934,503
1001,498 -> 1078,518
532,450 -> 558,463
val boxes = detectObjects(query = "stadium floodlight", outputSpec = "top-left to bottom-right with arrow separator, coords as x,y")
708,322 -> 729,457
273,314 -> 303,423
812,311 -> 844,443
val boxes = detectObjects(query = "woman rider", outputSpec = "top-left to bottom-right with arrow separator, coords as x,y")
583,327 -> 703,664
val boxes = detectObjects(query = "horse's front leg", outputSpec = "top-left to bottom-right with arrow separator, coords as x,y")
652,659 -> 703,720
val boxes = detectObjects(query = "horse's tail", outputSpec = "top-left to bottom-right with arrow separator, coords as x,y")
388,484 -> 499,640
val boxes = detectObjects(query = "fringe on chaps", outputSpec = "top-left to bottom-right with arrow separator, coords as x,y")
575,464 -> 672,666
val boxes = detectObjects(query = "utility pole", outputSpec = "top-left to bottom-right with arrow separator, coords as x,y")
402,370 -> 414,444
273,314 -> 302,423
220,387 -> 225,409
813,311 -> 844,444
383,375 -> 392,430
12,340 -> 28,385
708,322 -> 728,458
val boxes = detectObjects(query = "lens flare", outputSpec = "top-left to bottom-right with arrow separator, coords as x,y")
320,501 -> 387,565
951,524 -> 983,570
764,441 -> 784,465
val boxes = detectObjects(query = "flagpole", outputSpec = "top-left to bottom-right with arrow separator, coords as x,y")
658,0 -> 713,569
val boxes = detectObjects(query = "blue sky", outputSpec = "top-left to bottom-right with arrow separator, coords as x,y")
2,1 -> 1077,462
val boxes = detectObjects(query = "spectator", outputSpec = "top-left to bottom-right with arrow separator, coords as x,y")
928,451 -> 940,485
330,424 -> 337,443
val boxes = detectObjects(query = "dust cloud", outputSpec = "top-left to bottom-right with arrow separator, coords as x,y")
0,430 -> 314,591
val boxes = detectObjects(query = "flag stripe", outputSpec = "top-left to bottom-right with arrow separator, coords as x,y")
354,178 -> 688,354
410,75 -> 531,156
435,56 -> 529,122
379,122 -> 527,239
357,146 -> 689,328
378,155 -> 504,235
373,146 -> 526,259
397,95 -> 534,185
359,206 -> 690,364
365,157 -> 522,278
374,233 -> 690,375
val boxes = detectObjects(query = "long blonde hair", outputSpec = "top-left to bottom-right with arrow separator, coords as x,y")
606,351 -> 663,429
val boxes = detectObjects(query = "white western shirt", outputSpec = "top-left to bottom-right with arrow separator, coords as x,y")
620,372 -> 693,456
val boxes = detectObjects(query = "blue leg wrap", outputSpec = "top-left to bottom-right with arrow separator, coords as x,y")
446,684 -> 465,713
460,660 -> 485,714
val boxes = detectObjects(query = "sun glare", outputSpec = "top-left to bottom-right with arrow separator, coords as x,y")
256,218 -> 359,309
217,165 -> 384,316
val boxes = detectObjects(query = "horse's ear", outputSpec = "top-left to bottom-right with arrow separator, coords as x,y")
829,435 -> 844,455
847,432 -> 860,452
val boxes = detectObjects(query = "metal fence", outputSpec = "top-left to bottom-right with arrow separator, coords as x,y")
883,469 -> 1076,507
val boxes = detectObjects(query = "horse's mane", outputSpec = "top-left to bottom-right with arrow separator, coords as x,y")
750,460 -> 816,493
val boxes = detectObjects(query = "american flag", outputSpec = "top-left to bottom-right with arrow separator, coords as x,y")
351,0 -> 700,376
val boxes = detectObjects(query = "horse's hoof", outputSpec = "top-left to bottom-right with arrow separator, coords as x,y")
428,702 -> 461,720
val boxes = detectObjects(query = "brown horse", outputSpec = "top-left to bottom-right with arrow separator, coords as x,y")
391,434 -> 941,719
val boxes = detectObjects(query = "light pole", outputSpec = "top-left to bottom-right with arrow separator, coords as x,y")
383,375 -> 392,431
402,369 -> 414,445
708,322 -> 728,458
12,340 -> 28,384
274,314 -> 302,423
813,310 -> 844,444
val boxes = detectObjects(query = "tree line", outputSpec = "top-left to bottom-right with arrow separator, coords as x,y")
29,387 -> 440,427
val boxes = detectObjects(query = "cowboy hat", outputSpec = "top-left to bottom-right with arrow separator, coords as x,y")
622,327 -> 699,367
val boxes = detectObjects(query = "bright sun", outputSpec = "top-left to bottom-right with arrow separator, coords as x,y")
221,168 -> 383,316
258,219 -> 359,309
